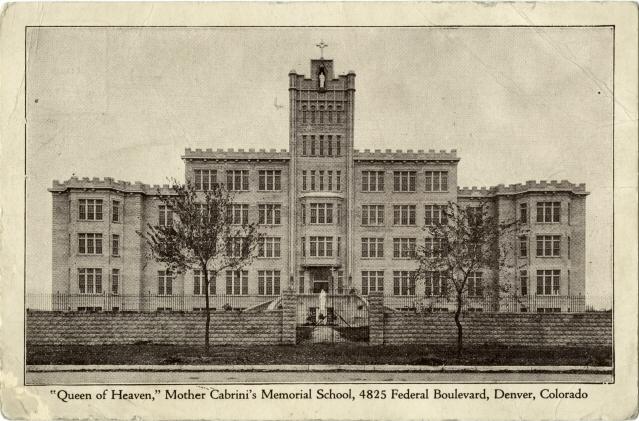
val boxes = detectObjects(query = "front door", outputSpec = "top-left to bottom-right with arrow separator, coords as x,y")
311,267 -> 332,293
313,280 -> 329,293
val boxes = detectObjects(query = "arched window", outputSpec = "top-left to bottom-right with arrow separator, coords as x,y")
328,105 -> 333,123
319,105 -> 324,123
302,105 -> 307,123
310,106 -> 315,123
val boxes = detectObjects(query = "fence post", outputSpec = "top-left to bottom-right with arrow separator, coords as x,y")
368,291 -> 384,345
281,289 -> 297,345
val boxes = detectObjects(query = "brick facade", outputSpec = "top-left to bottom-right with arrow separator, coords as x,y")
48,57 -> 589,310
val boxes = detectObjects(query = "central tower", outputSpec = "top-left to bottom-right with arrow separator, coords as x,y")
288,58 -> 356,293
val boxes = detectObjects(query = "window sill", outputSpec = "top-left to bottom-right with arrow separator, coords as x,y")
77,254 -> 103,256
257,257 -> 282,259
257,190 -> 283,193
423,191 -> 450,193
360,257 -> 385,260
77,220 -> 104,222
535,256 -> 562,258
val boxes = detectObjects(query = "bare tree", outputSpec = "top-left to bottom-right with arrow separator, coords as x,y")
139,179 -> 263,351
414,201 -> 518,355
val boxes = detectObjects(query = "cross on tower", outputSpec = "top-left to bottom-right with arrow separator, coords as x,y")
316,40 -> 328,58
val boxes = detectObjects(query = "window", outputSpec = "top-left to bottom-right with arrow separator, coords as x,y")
302,136 -> 307,155
319,170 -> 325,190
258,237 -> 281,258
424,237 -> 445,258
393,205 -> 416,225
79,199 -> 103,221
301,236 -> 305,257
424,271 -> 446,296
336,270 -> 344,294
337,237 -> 341,256
393,238 -> 416,258
194,169 -> 217,191
78,233 -> 102,255
536,235 -> 561,257
362,171 -> 385,192
327,136 -> 333,156
467,272 -> 483,296
467,206 -> 483,225
361,271 -> 384,295
193,270 -> 216,295
361,238 -> 384,258
226,170 -> 249,191
309,236 -> 333,257
424,204 -> 447,226
520,270 -> 528,296
158,205 -> 173,227
319,136 -> 324,156
301,204 -> 306,224
158,270 -> 173,295
393,171 -> 416,192
228,204 -> 249,225
336,171 -> 341,191
78,268 -> 102,294
258,170 -> 281,191
536,202 -> 561,223
425,171 -> 449,192
226,237 -> 248,258
519,235 -> 528,258
298,271 -> 305,293
336,136 -> 341,156
393,271 -> 416,295
310,136 -> 316,156
258,270 -> 281,295
519,202 -> 528,224
111,269 -> 120,294
362,205 -> 384,226
226,270 -> 249,295
310,170 -> 316,190
536,269 -> 560,295
258,204 -> 281,225
310,203 -> 333,224
112,234 -> 120,257
112,201 -> 121,223
302,171 -> 307,190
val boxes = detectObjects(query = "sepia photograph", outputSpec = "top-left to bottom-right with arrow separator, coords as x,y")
24,25 -> 613,384
0,2 -> 636,420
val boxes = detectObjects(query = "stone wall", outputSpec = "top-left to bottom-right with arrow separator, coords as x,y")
27,311 -> 285,346
381,311 -> 612,347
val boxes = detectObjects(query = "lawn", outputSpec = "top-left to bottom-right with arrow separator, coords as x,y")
27,343 -> 612,366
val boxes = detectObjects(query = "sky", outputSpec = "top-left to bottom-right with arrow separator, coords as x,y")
25,27 -> 614,300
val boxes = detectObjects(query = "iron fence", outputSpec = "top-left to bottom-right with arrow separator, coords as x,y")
26,293 -> 282,313
382,294 -> 611,313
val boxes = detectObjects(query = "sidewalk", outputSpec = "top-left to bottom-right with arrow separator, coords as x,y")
27,364 -> 613,373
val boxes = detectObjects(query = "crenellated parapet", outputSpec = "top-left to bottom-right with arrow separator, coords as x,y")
458,180 -> 589,197
353,148 -> 459,162
181,148 -> 290,162
49,177 -> 175,196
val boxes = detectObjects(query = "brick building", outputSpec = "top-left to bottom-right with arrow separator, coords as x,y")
48,57 -> 588,312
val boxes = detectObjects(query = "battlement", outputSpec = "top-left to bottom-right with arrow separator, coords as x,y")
182,148 -> 290,161
458,180 -> 589,197
49,177 -> 175,196
353,149 -> 459,162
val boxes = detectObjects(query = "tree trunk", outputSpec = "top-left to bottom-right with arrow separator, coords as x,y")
204,267 -> 211,352
454,292 -> 463,356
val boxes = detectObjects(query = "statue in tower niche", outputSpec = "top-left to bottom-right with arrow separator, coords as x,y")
318,67 -> 326,90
